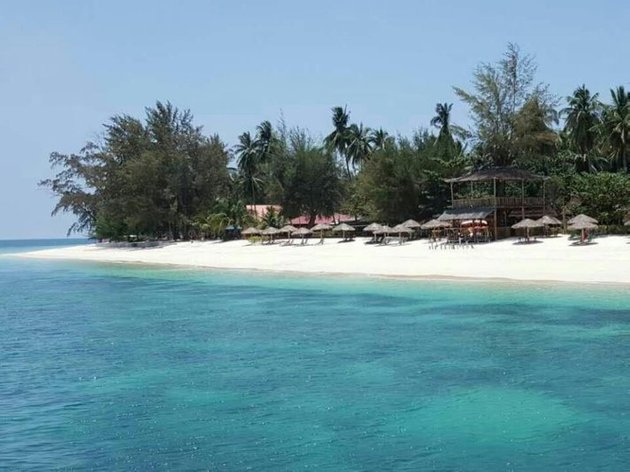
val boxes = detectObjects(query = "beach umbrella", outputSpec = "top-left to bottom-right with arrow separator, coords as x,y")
241,227 -> 261,236
392,224 -> 413,244
280,225 -> 298,234
292,226 -> 312,243
279,225 -> 298,242
363,222 -> 382,233
401,219 -> 421,229
374,225 -> 393,234
420,219 -> 452,230
537,215 -> 562,226
333,223 -> 356,240
512,218 -> 543,241
568,214 -> 598,225
568,220 -> 598,244
311,223 -> 332,243
261,226 -> 279,243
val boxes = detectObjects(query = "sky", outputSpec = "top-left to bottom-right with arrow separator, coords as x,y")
1,0 -> 629,239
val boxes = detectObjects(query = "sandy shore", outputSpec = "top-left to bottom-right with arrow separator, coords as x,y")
12,234 -> 630,285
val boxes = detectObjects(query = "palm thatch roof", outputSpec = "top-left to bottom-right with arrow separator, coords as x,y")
392,224 -> 413,233
311,223 -> 332,231
568,221 -> 598,231
363,223 -> 382,232
421,219 -> 452,229
262,226 -> 279,235
279,225 -> 298,233
401,219 -> 421,229
241,227 -> 261,235
537,215 -> 562,226
445,167 -> 547,183
568,214 -> 598,225
333,223 -> 355,232
511,218 -> 543,229
293,227 -> 312,235
374,225 -> 394,234
625,219 -> 630,226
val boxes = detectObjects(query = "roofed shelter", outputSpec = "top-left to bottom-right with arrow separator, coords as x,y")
442,167 -> 548,240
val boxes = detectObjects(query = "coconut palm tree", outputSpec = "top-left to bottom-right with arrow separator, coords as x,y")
235,131 -> 262,208
346,123 -> 373,170
369,128 -> 390,151
324,106 -> 352,175
430,103 -> 454,141
255,120 -> 274,163
601,86 -> 630,172
562,85 -> 601,172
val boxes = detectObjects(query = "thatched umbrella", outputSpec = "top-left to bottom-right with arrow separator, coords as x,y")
363,222 -> 382,233
333,223 -> 356,241
241,227 -> 261,237
262,226 -> 279,243
568,214 -> 598,225
537,215 -> 562,226
625,219 -> 630,226
392,224 -> 413,244
512,218 -> 543,241
292,226 -> 312,244
374,225 -> 393,234
311,223 -> 332,244
401,219 -> 421,229
280,225 -> 298,243
568,220 -> 598,244
421,219 -> 452,230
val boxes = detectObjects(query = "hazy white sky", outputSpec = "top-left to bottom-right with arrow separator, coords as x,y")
1,0 -> 628,238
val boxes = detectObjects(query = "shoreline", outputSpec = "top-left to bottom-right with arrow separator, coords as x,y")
10,235 -> 630,286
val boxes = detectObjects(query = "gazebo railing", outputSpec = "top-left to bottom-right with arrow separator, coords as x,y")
452,197 -> 544,209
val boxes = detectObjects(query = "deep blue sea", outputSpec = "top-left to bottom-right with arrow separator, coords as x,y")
1,239 -> 630,471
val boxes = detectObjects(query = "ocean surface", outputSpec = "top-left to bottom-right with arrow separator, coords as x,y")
1,239 -> 630,471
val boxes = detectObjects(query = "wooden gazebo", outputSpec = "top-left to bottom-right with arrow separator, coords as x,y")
441,167 -> 548,240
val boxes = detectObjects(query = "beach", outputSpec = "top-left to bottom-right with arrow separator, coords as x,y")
14,235 -> 630,285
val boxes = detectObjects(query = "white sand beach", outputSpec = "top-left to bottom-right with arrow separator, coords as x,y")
14,235 -> 630,285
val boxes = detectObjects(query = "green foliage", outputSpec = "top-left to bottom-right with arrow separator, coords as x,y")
568,173 -> 630,225
40,101 -> 230,239
280,134 -> 342,225
354,133 -> 468,223
454,43 -> 558,167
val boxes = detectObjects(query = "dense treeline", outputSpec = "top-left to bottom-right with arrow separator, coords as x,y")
42,44 -> 630,239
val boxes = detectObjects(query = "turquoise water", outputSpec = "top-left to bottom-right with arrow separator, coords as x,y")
2,241 -> 630,470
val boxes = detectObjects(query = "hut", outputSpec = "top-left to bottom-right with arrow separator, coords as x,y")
442,166 -> 548,240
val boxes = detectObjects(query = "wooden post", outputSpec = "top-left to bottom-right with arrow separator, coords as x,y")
493,178 -> 498,240
542,180 -> 546,215
450,181 -> 454,206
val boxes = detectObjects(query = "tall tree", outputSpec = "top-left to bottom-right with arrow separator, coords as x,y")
369,128 -> 390,151
562,85 -> 601,172
601,86 -> 630,172
234,131 -> 261,208
346,123 -> 373,170
324,106 -> 352,176
454,43 -> 554,167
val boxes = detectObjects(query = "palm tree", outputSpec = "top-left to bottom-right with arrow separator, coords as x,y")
601,86 -> 630,172
324,106 -> 352,176
562,85 -> 601,172
430,103 -> 453,141
234,131 -> 262,209
430,102 -> 466,160
346,123 -> 373,170
369,128 -> 390,151
255,120 -> 274,163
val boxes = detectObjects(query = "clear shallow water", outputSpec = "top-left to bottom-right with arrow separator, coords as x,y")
1,241 -> 630,470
